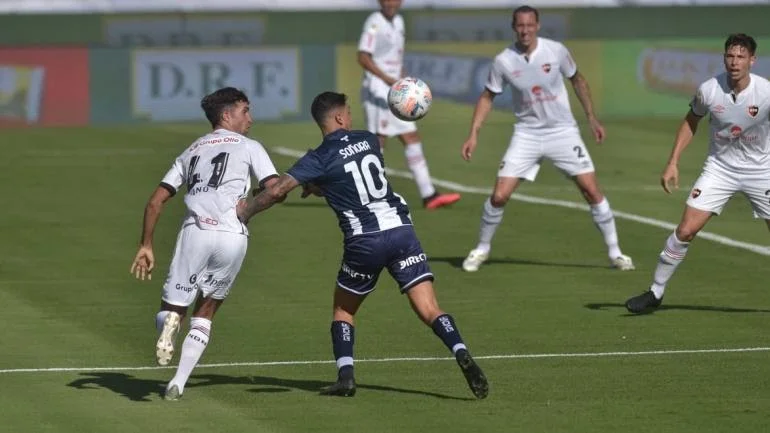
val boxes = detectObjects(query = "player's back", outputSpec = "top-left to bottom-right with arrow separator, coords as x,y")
288,129 -> 411,238
165,129 -> 276,235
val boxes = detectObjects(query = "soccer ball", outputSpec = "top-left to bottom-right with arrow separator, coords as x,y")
387,77 -> 433,122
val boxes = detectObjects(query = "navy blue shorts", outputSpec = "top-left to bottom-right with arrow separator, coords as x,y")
336,225 -> 434,295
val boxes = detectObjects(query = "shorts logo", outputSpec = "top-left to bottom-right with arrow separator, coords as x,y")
399,253 -> 427,270
203,274 -> 231,289
499,161 -> 506,170
541,63 -> 551,73
691,188 -> 701,199
381,119 -> 388,129
189,274 -> 197,284
748,105 -> 759,118
341,262 -> 373,280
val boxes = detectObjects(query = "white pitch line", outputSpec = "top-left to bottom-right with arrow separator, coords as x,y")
1,347 -> 767,374
272,146 -> 770,256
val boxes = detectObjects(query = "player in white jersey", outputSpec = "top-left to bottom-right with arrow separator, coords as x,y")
626,34 -> 770,313
358,0 -> 461,210
129,87 -> 279,399
460,6 -> 634,273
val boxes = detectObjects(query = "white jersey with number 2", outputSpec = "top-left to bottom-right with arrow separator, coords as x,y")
161,129 -> 278,236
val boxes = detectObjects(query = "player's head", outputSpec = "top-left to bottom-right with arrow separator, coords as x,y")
201,87 -> 252,134
379,0 -> 402,19
723,33 -> 757,82
512,5 -> 540,48
311,91 -> 352,134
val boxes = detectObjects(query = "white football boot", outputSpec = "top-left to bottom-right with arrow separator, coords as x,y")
462,249 -> 489,272
156,312 -> 181,366
610,254 -> 635,271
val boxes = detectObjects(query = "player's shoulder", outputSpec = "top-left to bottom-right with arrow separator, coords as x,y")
363,11 -> 384,27
494,43 -> 518,64
751,73 -> 770,94
539,37 -> 563,49
394,14 -> 405,28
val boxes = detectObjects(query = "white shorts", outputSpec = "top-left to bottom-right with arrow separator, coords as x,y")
162,224 -> 248,307
498,127 -> 595,181
361,76 -> 417,137
686,162 -> 770,219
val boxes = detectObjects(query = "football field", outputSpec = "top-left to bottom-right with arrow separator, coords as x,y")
1,101 -> 769,432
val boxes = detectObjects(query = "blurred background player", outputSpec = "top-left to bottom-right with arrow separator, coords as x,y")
626,34 -> 770,313
357,0 -> 461,210
238,91 -> 488,399
459,5 -> 634,273
129,87 -> 279,400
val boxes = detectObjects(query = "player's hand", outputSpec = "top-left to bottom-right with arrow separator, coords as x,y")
589,117 -> 606,143
661,163 -> 679,194
461,136 -> 478,161
130,246 -> 154,281
301,183 -> 323,198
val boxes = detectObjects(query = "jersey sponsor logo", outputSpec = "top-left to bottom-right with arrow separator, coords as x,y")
338,139 -> 372,159
341,262 -> 373,280
541,63 -> 551,73
748,105 -> 759,118
399,253 -> 427,270
196,215 -> 220,226
691,188 -> 701,199
531,85 -> 542,95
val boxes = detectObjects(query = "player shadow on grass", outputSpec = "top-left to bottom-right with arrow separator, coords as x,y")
190,374 -> 473,401
584,303 -> 770,316
67,372 -> 165,402
66,372 -> 472,402
431,256 -> 609,270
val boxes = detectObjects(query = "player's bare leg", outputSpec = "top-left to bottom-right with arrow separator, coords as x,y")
463,176 -> 521,272
406,281 -> 488,399
320,287 -> 367,397
573,172 -> 634,270
398,131 -> 461,210
626,206 -> 712,313
155,301 -> 186,367
164,295 -> 224,400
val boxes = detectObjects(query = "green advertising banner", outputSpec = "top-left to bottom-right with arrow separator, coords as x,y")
89,46 -> 335,124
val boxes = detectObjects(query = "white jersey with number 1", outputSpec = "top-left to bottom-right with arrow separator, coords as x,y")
486,37 -> 578,132
160,129 -> 278,236
690,72 -> 770,174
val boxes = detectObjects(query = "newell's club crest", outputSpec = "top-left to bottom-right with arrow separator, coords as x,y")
748,105 -> 759,118
541,63 -> 551,73
691,188 -> 701,199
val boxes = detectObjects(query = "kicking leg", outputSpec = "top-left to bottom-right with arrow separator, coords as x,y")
406,281 -> 488,399
398,131 -> 461,209
155,301 -> 187,367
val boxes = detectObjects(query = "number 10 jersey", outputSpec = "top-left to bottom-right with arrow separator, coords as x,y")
160,129 -> 278,236
287,128 -> 412,239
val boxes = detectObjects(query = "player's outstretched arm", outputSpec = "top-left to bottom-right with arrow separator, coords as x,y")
569,72 -> 605,143
661,110 -> 702,194
462,89 -> 496,161
131,186 -> 172,280
239,174 -> 299,223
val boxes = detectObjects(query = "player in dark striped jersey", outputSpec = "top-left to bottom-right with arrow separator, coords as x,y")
238,91 -> 488,399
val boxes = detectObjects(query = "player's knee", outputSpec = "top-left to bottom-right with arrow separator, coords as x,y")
490,192 -> 510,208
675,226 -> 698,242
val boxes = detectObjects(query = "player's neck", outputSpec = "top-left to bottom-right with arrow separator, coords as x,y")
728,74 -> 751,95
380,11 -> 395,21
515,39 -> 538,58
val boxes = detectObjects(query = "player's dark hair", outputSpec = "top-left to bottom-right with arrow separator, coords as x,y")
311,91 -> 347,125
512,5 -> 539,24
724,33 -> 757,55
200,87 -> 249,128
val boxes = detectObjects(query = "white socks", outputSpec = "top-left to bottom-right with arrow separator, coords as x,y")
475,198 -> 505,253
650,232 -> 690,299
404,143 -> 436,199
590,198 -> 623,259
169,317 -> 211,394
155,311 -> 169,333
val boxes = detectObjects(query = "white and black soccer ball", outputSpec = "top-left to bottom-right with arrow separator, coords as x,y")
387,77 -> 433,122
